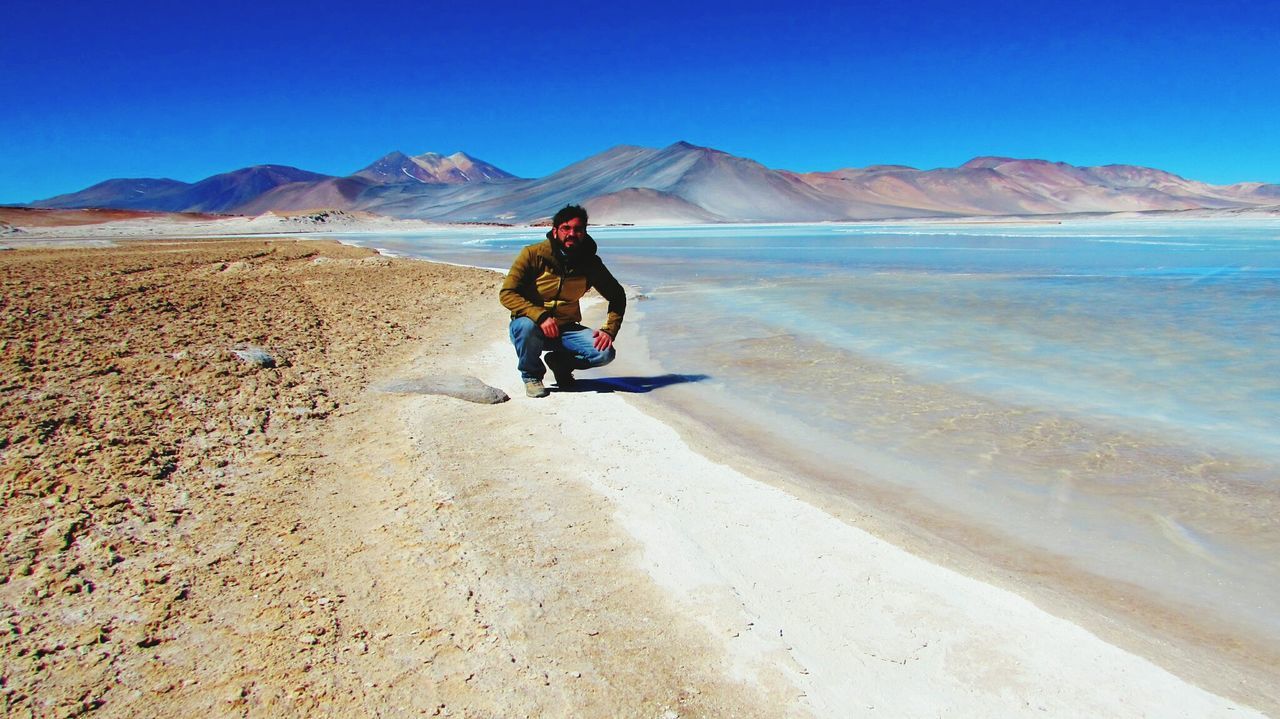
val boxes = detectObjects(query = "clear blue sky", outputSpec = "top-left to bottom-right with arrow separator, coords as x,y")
3,0 -> 1278,204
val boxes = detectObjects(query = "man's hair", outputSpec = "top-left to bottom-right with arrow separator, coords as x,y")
552,204 -> 588,228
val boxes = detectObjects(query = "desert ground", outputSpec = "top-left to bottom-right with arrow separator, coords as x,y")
0,239 -> 793,718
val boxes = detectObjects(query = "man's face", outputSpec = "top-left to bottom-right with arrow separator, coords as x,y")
554,217 -> 586,250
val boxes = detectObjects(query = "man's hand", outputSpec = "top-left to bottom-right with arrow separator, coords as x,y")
593,329 -> 614,352
539,316 -> 560,339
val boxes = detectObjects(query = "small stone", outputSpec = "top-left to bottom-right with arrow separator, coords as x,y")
230,346 -> 276,368
298,633 -> 318,645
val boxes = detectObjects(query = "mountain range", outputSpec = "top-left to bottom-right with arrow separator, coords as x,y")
31,142 -> 1280,224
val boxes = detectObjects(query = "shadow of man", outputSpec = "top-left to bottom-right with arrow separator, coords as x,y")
554,373 -> 710,394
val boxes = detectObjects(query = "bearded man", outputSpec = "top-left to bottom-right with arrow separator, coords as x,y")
499,204 -> 626,398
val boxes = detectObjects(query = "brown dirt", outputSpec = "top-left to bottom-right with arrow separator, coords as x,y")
0,239 -> 789,718
0,208 -> 227,229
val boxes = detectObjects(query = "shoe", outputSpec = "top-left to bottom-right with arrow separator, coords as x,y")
524,378 -> 549,398
545,353 -> 576,388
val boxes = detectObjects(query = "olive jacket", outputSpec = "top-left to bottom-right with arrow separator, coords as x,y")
499,232 -> 626,337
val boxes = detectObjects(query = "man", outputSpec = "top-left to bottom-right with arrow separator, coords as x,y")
500,204 -> 626,398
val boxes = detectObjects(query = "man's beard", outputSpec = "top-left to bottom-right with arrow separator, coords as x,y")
558,240 -> 586,261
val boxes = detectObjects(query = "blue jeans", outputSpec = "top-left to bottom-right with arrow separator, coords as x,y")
509,317 -> 616,381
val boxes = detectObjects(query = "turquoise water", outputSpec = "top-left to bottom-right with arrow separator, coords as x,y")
334,218 -> 1280,650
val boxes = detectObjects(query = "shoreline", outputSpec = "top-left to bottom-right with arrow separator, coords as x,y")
1,234 -> 1272,716
586,286 -> 1280,716
355,234 -> 1279,713
612,376 -> 1280,712
459,284 -> 1271,716
339,221 -> 1280,714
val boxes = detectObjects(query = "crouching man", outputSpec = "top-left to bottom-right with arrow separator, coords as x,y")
500,204 -> 626,398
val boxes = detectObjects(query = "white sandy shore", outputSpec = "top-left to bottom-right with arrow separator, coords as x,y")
408,293 -> 1266,718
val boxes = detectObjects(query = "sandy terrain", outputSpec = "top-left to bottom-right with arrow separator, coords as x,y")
0,240 -> 787,718
1,234 -> 1271,718
0,208 -> 230,229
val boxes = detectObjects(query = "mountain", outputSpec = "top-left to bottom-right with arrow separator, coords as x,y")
352,151 -> 516,185
28,143 -> 1280,223
235,176 -> 375,216
166,165 -> 336,213
235,151 -> 523,215
33,165 -> 333,213
789,156 -> 1280,217
33,178 -> 192,211
30,152 -> 517,216
376,142 -> 853,223
583,188 -> 727,225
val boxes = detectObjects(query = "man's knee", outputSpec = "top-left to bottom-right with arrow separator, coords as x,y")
510,316 -> 539,341
583,345 -> 616,368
